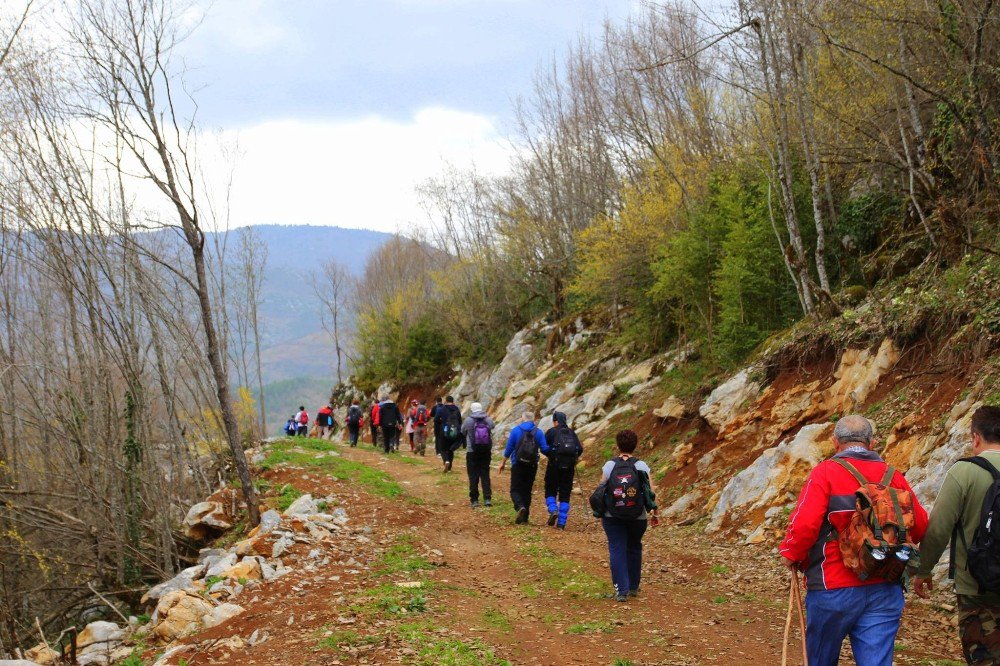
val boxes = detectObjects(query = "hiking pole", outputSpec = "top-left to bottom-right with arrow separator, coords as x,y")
782,570 -> 808,666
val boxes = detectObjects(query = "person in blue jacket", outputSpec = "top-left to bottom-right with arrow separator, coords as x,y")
498,411 -> 550,524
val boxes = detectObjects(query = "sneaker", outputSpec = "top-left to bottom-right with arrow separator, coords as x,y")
471,501 -> 480,508
628,589 -> 638,597
547,512 -> 558,526
556,524 -> 566,530
616,594 -> 628,603
515,507 -> 528,524
484,500 -> 492,507
445,461 -> 452,473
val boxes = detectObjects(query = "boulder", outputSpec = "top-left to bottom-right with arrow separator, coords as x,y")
816,338 -> 899,414
24,643 -> 59,665
627,377 -> 661,396
202,603 -> 245,629
141,564 -> 205,604
653,395 -> 686,420
706,423 -> 834,532
258,509 -> 283,534
613,357 -> 659,388
583,383 -> 615,415
183,501 -> 232,540
699,369 -> 762,432
283,494 -> 317,517
152,590 -> 214,642
477,328 -> 536,409
220,556 -> 262,581
908,398 -> 982,507
204,553 -> 238,578
662,490 -> 701,521
0,661 -> 43,666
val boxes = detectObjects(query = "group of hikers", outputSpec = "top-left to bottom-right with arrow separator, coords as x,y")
780,406 -> 1000,666
283,392 -> 1000,665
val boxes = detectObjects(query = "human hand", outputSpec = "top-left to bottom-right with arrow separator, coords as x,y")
780,557 -> 798,571
913,576 -> 933,599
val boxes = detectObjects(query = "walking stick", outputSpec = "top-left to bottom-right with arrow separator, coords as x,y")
782,570 -> 808,666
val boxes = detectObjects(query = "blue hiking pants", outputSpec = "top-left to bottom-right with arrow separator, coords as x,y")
601,517 -> 647,596
804,582 -> 904,666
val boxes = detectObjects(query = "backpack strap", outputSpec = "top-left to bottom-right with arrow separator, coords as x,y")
831,458 -> 869,487
880,465 -> 897,486
959,456 -> 1000,481
948,457 -> 1000,583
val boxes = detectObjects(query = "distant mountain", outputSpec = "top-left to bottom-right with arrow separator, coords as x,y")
223,224 -> 391,431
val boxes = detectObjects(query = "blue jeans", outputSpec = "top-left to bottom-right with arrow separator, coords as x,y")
805,582 -> 904,666
601,517 -> 647,595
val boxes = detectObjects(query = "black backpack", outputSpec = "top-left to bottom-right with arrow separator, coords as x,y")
515,425 -> 539,464
954,457 -> 1000,592
553,427 -> 578,458
442,406 -> 462,440
347,405 -> 362,426
380,403 -> 399,428
605,457 -> 645,520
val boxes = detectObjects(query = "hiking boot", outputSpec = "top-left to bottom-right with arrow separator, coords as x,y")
471,501 -> 480,509
515,507 -> 529,524
548,512 -> 558,527
484,499 -> 492,507
556,524 -> 566,530
445,461 -> 452,473
628,589 -> 638,597
615,594 -> 628,602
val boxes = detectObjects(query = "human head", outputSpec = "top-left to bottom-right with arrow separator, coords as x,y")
299,405 -> 305,411
833,415 -> 875,450
616,429 -> 638,453
436,396 -> 443,404
553,411 -> 567,426
446,395 -> 455,404
419,399 -> 426,406
471,402 -> 483,413
411,399 -> 418,406
352,398 -> 359,405
972,406 -> 1000,454
521,410 -> 535,423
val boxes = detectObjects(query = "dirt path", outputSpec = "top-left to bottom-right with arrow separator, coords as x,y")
164,437 -> 959,666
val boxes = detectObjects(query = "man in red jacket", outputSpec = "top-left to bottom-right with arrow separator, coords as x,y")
779,415 -> 929,666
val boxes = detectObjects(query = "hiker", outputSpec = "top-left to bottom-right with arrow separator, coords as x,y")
598,429 -> 657,602
316,404 -> 335,439
438,396 -> 463,472
430,396 -> 445,457
544,411 -> 583,529
405,400 -> 419,451
779,415 -> 928,666
284,416 -> 297,438
411,399 -> 430,456
499,411 -> 549,523
378,396 -> 403,454
294,406 -> 309,437
914,406 -> 1000,666
345,399 -> 364,448
369,399 -> 380,447
461,402 -> 494,508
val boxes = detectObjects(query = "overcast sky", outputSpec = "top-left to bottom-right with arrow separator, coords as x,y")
164,0 -> 638,233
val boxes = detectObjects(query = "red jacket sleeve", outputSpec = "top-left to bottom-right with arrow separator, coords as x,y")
779,465 -> 831,565
891,470 -> 929,543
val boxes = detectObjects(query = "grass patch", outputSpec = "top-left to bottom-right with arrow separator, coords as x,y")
516,540 -> 609,598
709,564 -> 729,575
261,440 -> 405,499
373,535 -> 433,576
396,622 -> 509,666
350,583 -> 430,619
519,583 -> 540,598
482,607 -> 512,632
712,595 -> 729,604
275,483 -> 303,511
566,621 -> 614,635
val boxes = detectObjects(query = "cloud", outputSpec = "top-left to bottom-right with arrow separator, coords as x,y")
202,108 -> 514,233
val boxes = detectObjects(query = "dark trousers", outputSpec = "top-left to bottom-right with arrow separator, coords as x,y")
348,424 -> 360,447
467,451 -> 492,503
509,462 -> 538,515
381,425 -> 400,453
370,422 -> 379,445
601,517 -> 647,596
441,441 -> 457,466
544,460 -> 575,502
296,425 -> 307,437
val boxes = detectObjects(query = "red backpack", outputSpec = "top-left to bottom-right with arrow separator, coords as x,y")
415,406 -> 429,427
298,411 -> 309,425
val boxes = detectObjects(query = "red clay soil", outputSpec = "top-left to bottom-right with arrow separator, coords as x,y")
159,439 -> 960,666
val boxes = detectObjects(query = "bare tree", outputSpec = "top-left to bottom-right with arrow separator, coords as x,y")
312,259 -> 353,386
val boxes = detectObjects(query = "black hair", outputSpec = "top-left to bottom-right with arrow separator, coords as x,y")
616,429 -> 638,453
299,405 -> 305,411
973,406 -> 1000,444
446,395 -> 454,403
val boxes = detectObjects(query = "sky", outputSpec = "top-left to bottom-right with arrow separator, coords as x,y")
161,0 -> 639,233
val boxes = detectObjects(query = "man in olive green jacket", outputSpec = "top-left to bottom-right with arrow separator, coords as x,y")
914,405 -> 1000,665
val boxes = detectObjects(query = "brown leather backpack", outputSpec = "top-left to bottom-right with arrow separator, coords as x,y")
832,459 -> 919,582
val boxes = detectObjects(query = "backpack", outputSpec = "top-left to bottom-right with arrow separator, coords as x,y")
831,459 -> 919,583
285,419 -> 296,435
515,425 -> 539,464
552,427 -> 578,458
347,405 -> 362,426
442,406 -> 462,440
605,457 -> 645,519
415,406 -> 429,427
953,457 -> 1000,592
298,411 -> 309,425
380,403 -> 398,428
471,418 -> 492,453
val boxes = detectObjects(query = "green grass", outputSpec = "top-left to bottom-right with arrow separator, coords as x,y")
516,540 -> 609,598
203,575 -> 223,587
612,660 -> 636,666
396,622 -> 510,666
709,564 -> 729,575
519,582 -> 540,598
261,439 -> 405,499
373,535 -> 433,576
482,607 -> 512,632
317,629 -> 361,651
350,583 -> 430,619
566,621 -> 614,635
712,595 -> 729,604
275,483 -> 304,511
